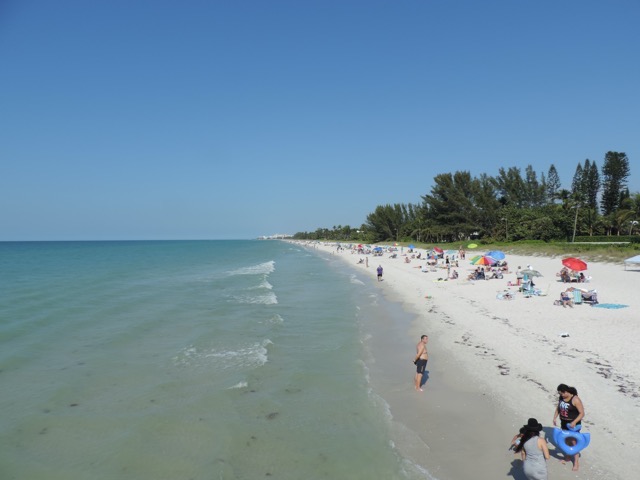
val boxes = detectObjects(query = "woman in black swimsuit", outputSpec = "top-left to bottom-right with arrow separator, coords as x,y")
552,383 -> 585,471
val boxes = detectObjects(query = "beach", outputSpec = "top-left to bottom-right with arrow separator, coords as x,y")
300,241 -> 640,479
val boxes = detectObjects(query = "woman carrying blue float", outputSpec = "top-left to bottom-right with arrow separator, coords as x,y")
552,383 -> 586,471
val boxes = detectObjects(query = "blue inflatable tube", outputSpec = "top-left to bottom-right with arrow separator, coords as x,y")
553,426 -> 591,456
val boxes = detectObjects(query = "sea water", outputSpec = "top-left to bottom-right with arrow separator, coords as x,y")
0,240 -> 435,480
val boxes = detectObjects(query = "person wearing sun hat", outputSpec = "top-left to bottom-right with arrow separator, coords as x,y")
514,418 -> 550,480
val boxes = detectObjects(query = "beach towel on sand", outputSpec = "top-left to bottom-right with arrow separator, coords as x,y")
592,303 -> 629,309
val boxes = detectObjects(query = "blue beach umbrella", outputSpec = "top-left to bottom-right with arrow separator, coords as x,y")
408,244 -> 415,249
486,250 -> 505,260
373,246 -> 383,252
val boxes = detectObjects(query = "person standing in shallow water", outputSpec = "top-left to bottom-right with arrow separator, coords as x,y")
376,265 -> 383,281
413,335 -> 428,392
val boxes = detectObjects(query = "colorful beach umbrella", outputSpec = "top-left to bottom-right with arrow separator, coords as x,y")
562,257 -> 588,271
433,247 -> 444,253
469,255 -> 483,263
471,255 -> 497,266
486,250 -> 505,260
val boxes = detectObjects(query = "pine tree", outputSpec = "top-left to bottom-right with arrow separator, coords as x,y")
601,152 -> 631,215
546,164 -> 561,203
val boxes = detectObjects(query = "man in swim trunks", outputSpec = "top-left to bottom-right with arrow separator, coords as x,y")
413,335 -> 429,392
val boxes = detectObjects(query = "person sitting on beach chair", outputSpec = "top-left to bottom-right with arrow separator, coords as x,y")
560,288 -> 574,308
490,268 -> 503,279
558,268 -> 571,283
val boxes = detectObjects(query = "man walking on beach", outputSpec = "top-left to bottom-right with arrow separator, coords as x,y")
414,335 -> 429,392
377,265 -> 383,281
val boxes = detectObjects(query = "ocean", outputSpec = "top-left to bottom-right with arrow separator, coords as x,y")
0,240 -> 434,480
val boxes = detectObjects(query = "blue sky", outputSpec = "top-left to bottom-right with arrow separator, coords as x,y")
2,0 -> 639,240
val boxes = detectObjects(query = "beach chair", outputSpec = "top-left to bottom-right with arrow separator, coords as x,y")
581,290 -> 599,305
520,279 -> 532,293
572,289 -> 583,305
537,284 -> 551,297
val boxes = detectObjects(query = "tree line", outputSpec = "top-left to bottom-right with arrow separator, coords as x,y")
293,151 -> 639,244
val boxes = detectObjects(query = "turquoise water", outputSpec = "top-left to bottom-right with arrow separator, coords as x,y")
0,240 -> 431,479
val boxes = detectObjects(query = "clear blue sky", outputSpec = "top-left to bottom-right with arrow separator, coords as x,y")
2,0 -> 639,240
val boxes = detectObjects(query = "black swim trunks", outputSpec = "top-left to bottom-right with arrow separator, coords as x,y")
560,420 -> 581,431
415,359 -> 427,374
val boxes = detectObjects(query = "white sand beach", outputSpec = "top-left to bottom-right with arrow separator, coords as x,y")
297,241 -> 639,480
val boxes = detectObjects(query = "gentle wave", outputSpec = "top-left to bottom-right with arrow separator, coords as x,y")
173,339 -> 272,369
266,313 -> 284,325
229,291 -> 278,304
226,261 -> 275,277
350,274 -> 365,285
248,279 -> 273,290
227,381 -> 248,390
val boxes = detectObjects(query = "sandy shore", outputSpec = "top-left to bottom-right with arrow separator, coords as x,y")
295,241 -> 639,480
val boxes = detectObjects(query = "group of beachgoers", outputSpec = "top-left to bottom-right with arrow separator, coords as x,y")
558,267 -> 588,283
411,329 -> 586,479
353,244 -> 602,310
510,384 -> 586,479
341,242 -> 596,478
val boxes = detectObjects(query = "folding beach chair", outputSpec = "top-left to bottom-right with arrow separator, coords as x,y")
572,289 -> 583,305
582,290 -> 599,304
537,284 -> 551,297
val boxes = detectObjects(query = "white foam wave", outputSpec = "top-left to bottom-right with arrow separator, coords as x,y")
226,261 -> 275,277
350,274 -> 365,285
266,313 -> 284,325
230,291 -> 278,304
248,279 -> 273,290
227,381 -> 248,390
400,458 -> 440,480
173,339 -> 271,369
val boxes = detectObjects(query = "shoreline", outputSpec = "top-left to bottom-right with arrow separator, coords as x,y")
295,240 -> 639,479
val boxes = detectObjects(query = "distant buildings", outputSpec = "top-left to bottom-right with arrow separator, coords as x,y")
258,234 -> 293,240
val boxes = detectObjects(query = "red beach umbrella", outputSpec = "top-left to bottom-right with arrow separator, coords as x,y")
562,257 -> 587,271
433,247 -> 444,254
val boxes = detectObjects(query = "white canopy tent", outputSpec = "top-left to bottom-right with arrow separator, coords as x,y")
624,254 -> 640,270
